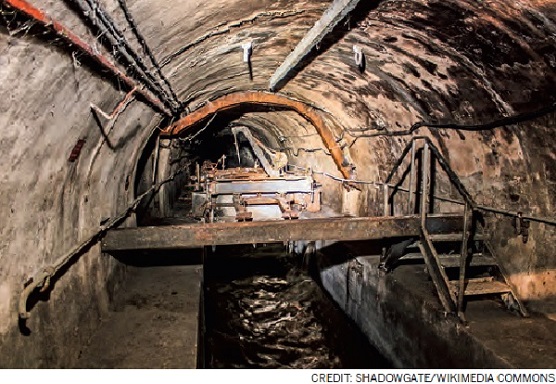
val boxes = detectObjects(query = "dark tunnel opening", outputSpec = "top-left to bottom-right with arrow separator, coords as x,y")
132,108 -> 291,225
180,112 -> 265,169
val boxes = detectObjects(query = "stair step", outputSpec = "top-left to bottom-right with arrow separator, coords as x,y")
400,253 -> 497,267
441,254 -> 497,268
425,214 -> 465,234
428,233 -> 485,242
449,279 -> 511,296
426,213 -> 465,218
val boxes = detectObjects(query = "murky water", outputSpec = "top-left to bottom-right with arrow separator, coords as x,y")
203,245 -> 391,368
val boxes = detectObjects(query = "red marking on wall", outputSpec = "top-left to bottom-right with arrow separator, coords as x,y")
68,139 -> 86,162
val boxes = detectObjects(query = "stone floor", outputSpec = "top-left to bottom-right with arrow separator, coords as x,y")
74,263 -> 202,368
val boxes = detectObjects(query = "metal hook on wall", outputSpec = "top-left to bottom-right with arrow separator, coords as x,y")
241,41 -> 253,80
353,45 -> 365,73
241,41 -> 253,63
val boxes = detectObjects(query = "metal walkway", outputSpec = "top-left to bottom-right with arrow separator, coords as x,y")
101,215 -> 460,251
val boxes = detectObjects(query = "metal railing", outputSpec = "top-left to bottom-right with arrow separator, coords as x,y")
382,136 -> 477,319
383,136 -> 476,216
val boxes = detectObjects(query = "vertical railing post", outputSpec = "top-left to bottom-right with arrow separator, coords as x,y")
383,184 -> 390,216
408,140 -> 417,215
420,142 -> 431,226
457,202 -> 472,321
417,141 -> 457,314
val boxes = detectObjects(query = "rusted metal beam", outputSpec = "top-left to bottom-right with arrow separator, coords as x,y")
161,91 -> 353,180
3,0 -> 170,116
269,0 -> 362,91
418,228 -> 457,314
103,216 -> 426,252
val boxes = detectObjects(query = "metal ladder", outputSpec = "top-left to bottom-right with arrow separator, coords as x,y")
382,137 -> 528,322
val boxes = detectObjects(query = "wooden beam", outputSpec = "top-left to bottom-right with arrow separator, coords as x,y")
102,216 -> 422,251
269,0 -> 362,91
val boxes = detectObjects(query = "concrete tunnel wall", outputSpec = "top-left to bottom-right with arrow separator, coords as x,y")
0,0 -> 555,367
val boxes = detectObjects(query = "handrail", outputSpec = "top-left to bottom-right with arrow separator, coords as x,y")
18,169 -> 187,321
385,136 -> 477,214
385,136 -> 473,320
426,139 -> 475,209
384,136 -> 428,185
384,136 -> 532,321
385,136 -> 556,227
289,151 -> 556,226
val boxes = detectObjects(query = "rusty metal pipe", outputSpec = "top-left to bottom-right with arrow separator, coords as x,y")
161,91 -> 354,180
2,0 -> 170,116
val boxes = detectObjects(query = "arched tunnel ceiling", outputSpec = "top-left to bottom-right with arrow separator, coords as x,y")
0,0 -> 554,206
5,0 -> 555,155
1,0 -> 555,229
121,0 -> 556,185
122,0 -> 556,187
125,0 -> 556,124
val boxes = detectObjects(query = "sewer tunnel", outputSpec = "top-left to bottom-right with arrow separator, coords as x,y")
1,0 -> 556,368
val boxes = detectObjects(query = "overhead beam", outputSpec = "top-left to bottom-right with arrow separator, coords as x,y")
103,216 -> 423,252
268,0 -> 362,91
160,91 -> 354,180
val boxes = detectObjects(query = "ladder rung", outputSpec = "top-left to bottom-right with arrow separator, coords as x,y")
400,253 -> 496,268
450,279 -> 511,296
441,254 -> 497,268
426,213 -> 465,218
399,252 -> 426,260
428,233 -> 485,242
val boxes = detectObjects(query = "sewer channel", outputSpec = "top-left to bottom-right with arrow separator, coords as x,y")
203,244 -> 391,368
